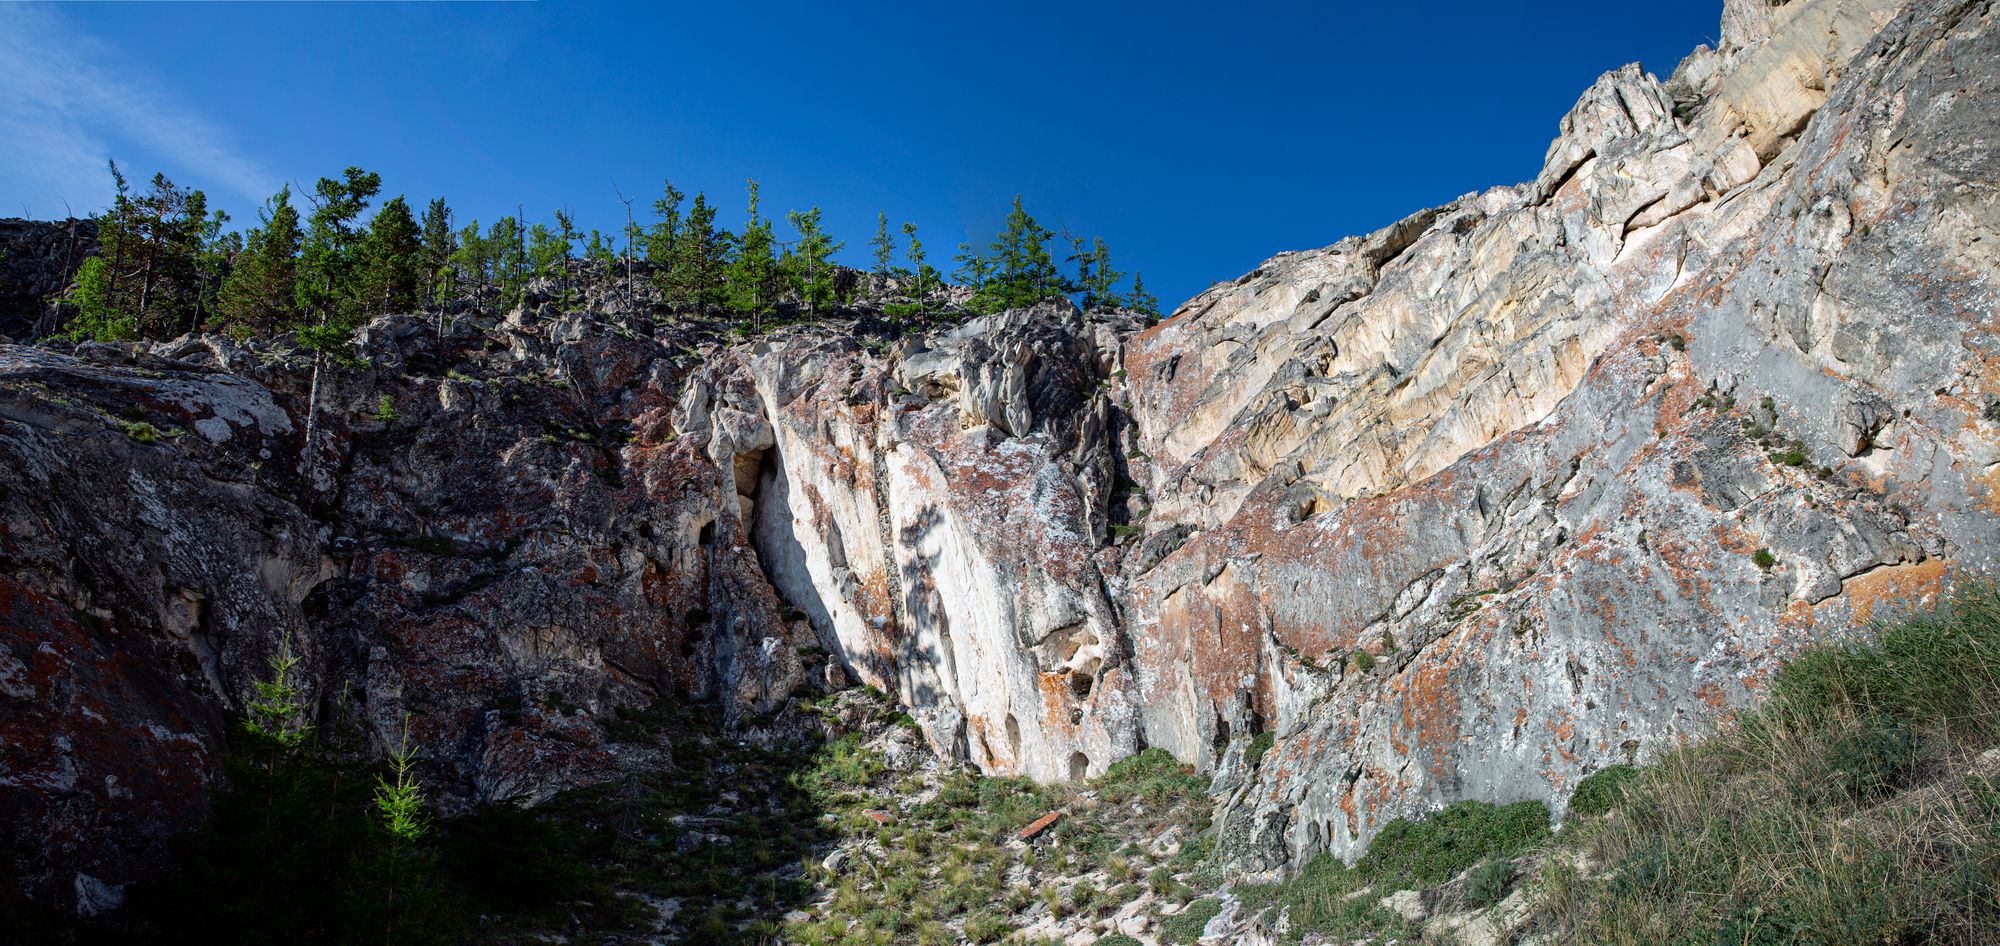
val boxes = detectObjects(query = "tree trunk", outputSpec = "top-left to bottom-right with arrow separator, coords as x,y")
301,351 -> 324,478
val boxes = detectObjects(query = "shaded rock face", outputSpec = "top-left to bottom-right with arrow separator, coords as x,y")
0,218 -> 98,341
1,0 -> 1997,917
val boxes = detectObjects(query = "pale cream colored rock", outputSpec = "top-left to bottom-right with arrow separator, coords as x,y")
1380,889 -> 1426,923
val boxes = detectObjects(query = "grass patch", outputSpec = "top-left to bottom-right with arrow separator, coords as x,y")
121,419 -> 161,443
1225,799 -> 1548,943
1544,583 -> 2000,945
1158,897 -> 1223,944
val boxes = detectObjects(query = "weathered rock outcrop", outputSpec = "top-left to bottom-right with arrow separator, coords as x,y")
1132,0 -> 1999,873
0,218 -> 97,341
1,0 -> 1995,918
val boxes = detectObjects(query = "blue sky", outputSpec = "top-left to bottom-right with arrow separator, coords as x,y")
1,1 -> 1722,310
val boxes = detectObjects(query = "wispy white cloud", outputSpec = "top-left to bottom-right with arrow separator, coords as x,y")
0,5 -> 274,218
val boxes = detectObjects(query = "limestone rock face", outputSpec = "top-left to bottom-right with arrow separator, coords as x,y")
1127,0 -> 2000,871
1,0 -> 1997,916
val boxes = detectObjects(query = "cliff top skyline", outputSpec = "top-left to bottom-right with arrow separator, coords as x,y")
1,0 -> 1721,309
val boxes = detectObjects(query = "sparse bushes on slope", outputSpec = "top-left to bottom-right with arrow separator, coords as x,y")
1545,583 -> 2000,945
1222,799 -> 1552,943
1356,799 -> 1552,887
1158,896 -> 1224,944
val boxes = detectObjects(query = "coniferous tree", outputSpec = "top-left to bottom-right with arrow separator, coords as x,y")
192,206 -> 237,332
59,257 -> 131,341
648,183 -> 683,259
417,198 -> 456,308
352,719 -> 440,945
152,639 -> 445,946
584,229 -> 618,263
217,186 -> 303,338
485,216 -> 528,308
100,161 -> 134,321
81,164 -> 212,338
526,221 -> 571,295
55,167 -> 134,343
1125,271 -> 1161,317
868,211 -> 895,288
725,179 -> 778,324
296,166 -> 382,473
664,192 -> 727,311
1066,232 -> 1093,299
974,195 -> 1058,313
296,167 -> 383,341
449,220 -> 489,304
901,221 -> 930,304
552,209 -> 578,297
129,172 -> 196,334
353,196 -> 421,317
953,241 -> 993,294
1082,237 -> 1123,310
782,206 -> 841,314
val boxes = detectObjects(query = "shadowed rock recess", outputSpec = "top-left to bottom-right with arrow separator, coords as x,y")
2,0 -> 1996,924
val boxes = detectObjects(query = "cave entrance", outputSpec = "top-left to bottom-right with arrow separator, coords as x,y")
744,444 -> 838,641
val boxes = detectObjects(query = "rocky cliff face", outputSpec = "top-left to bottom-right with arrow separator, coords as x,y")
2,0 -> 1995,918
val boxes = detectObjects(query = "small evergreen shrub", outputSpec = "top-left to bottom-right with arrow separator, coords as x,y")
1569,764 -> 1642,817
1463,857 -> 1514,907
1096,747 -> 1205,805
1820,712 -> 1922,803
1245,731 -> 1275,768
1158,897 -> 1223,944
1354,800 -> 1551,887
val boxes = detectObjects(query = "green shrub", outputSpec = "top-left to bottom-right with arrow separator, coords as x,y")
1752,548 -> 1776,570
1569,764 -> 1642,817
1231,853 -> 1407,943
1352,649 -> 1378,672
1463,857 -> 1514,907
1354,800 -> 1550,887
1820,712 -> 1922,803
122,419 -> 161,443
1158,897 -> 1223,944
1096,747 -> 1205,805
1245,731 -> 1276,768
